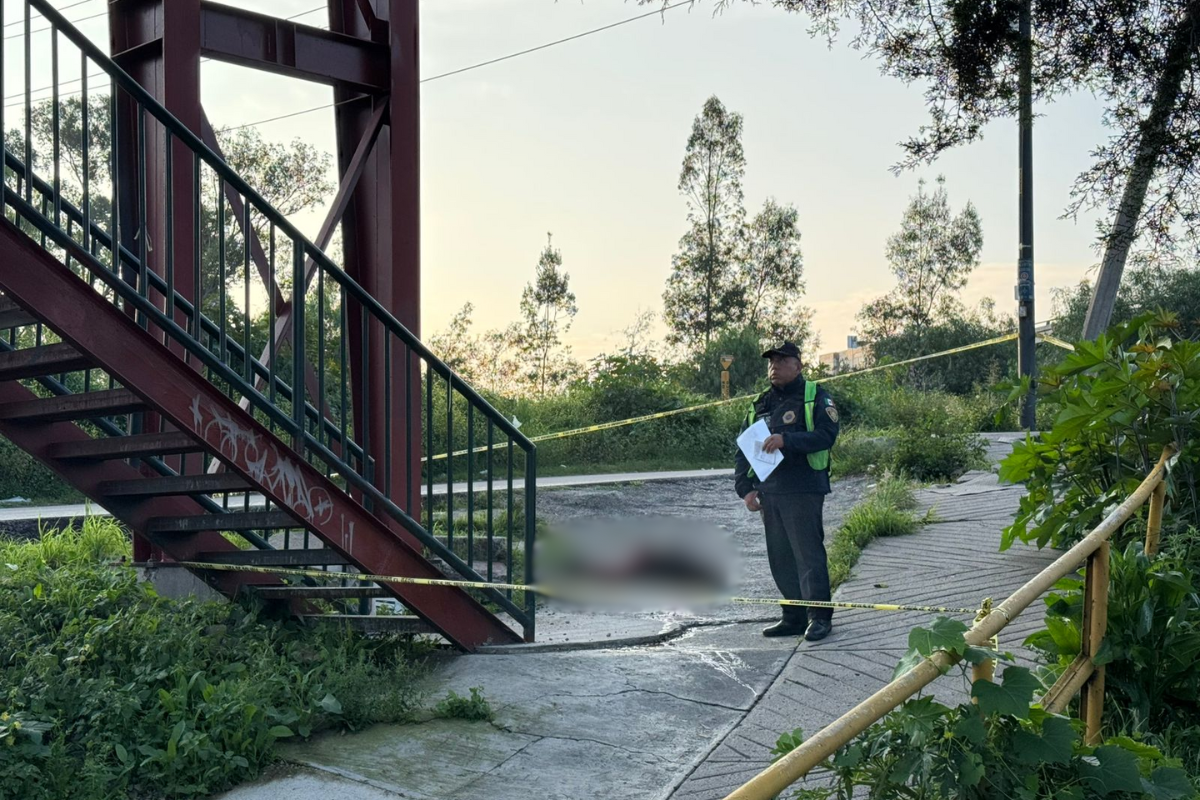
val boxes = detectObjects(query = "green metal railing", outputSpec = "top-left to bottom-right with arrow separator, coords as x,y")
0,0 -> 536,639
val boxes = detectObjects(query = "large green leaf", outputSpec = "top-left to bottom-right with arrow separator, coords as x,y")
1080,746 -> 1145,796
891,648 -> 925,681
971,667 -> 1039,719
1144,767 -> 1196,800
955,750 -> 984,789
1011,716 -> 1076,765
953,712 -> 986,746
908,617 -> 969,657
897,696 -> 949,743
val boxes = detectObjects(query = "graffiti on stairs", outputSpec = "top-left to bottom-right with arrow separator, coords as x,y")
191,396 -> 335,526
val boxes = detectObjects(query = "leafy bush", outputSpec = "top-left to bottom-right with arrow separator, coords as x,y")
433,687 -> 493,722
0,520 -> 425,800
827,474 -> 923,588
999,314 -> 1200,551
891,423 -> 987,482
0,437 -> 79,504
829,429 -> 896,478
1027,544 -> 1200,730
864,301 -> 1018,395
774,617 -> 1195,799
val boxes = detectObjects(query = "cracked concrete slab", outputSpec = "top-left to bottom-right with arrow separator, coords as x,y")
279,720 -> 538,798
220,433 -> 1054,800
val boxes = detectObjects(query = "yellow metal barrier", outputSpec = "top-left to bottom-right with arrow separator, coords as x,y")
723,446 -> 1174,800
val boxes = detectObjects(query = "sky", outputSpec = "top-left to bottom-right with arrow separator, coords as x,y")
38,0 -> 1112,359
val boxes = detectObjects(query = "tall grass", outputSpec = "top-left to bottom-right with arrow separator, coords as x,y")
0,519 -> 428,800
828,473 -> 927,588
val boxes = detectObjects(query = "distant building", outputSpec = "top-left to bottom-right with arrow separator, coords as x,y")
819,336 -> 868,373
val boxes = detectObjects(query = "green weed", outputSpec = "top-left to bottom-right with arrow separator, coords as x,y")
433,687 -> 493,722
0,519 -> 425,800
827,474 -> 922,589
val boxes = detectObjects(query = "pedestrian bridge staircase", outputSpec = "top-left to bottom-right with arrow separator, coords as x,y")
0,0 -> 535,650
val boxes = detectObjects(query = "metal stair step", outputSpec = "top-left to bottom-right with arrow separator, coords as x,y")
299,614 -> 432,635
0,388 -> 143,422
99,472 -> 251,497
146,510 -> 298,534
49,431 -> 203,461
193,548 -> 349,567
252,585 -> 389,601
0,297 -> 36,330
0,343 -> 91,382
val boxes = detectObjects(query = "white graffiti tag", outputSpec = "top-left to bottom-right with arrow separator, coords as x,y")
192,395 -> 335,526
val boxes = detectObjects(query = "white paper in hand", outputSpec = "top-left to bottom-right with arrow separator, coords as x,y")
737,419 -> 783,481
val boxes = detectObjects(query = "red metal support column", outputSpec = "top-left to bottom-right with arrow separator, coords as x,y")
391,0 -> 422,528
329,0 -> 421,528
109,0 -> 205,560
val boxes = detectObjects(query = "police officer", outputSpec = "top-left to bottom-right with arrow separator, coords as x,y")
734,341 -> 840,641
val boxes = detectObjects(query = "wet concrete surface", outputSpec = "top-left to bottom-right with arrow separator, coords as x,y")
218,433 -> 1052,800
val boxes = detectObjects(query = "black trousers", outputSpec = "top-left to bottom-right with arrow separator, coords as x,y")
761,492 -> 831,623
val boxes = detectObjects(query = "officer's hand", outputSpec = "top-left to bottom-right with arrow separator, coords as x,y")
762,434 -> 785,453
744,491 -> 762,512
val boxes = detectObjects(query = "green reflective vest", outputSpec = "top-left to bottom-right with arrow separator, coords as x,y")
803,380 -> 830,472
744,380 -> 831,474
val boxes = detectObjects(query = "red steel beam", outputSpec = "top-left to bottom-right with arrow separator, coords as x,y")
109,0 -> 206,559
330,0 -> 421,522
0,219 -> 519,649
0,380 -> 286,602
197,106 -> 385,478
199,2 -> 389,92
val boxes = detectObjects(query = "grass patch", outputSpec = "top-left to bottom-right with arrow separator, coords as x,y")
827,473 -> 926,589
536,457 -> 730,477
432,687 -> 493,722
0,518 -> 428,800
830,429 -> 897,479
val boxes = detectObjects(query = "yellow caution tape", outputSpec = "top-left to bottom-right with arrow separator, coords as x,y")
425,332 -> 1020,462
1037,333 -> 1075,351
162,559 -> 980,616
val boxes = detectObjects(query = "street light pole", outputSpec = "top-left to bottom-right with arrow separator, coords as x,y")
1017,0 -> 1037,430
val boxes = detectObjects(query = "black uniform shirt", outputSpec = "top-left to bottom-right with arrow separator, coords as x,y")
733,376 -> 840,497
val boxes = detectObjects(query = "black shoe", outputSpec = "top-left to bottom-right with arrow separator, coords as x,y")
763,620 -> 808,638
805,619 -> 832,642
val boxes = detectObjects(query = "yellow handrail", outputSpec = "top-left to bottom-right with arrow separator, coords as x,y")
724,446 -> 1175,800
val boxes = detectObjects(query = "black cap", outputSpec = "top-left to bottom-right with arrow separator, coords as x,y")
761,341 -> 801,359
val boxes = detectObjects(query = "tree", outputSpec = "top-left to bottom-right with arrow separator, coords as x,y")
859,176 -> 983,352
518,233 -> 578,396
652,0 -> 1200,337
1053,250 -> 1200,342
663,95 -> 748,348
13,98 -> 333,325
741,198 -> 805,336
428,302 -> 476,375
617,307 -> 659,359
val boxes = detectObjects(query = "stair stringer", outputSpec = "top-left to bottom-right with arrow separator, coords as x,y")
0,377 -> 296,603
0,216 -> 521,650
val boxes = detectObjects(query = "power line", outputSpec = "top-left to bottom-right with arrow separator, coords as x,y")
5,9 -> 107,40
2,0 -> 96,29
4,2 -> 687,133
421,0 -> 693,84
224,1 -> 694,129
217,95 -> 369,133
2,5 -> 328,106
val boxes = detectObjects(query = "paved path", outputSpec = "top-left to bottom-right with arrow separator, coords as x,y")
219,434 -> 1059,800
0,468 -> 732,527
668,469 -> 1055,799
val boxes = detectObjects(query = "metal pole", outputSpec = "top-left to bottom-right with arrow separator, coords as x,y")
1017,0 -> 1036,430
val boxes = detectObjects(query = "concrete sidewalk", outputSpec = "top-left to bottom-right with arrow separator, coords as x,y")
219,434 -> 1056,800
0,468 -> 732,530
